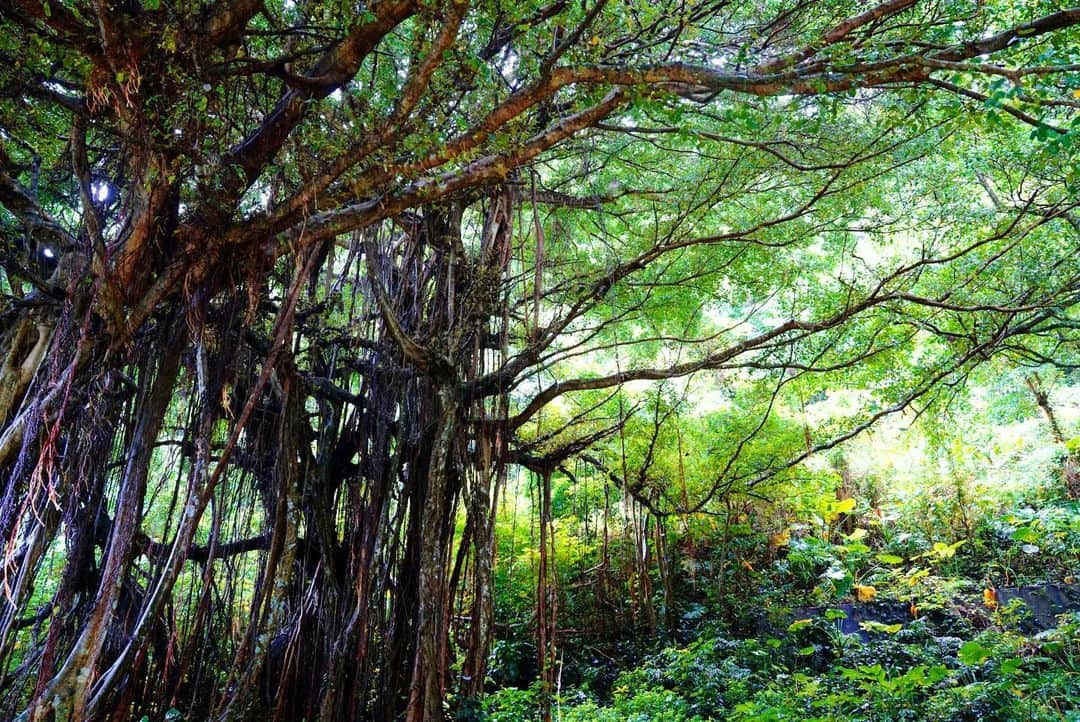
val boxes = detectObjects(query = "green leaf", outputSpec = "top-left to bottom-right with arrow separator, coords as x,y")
876,553 -> 904,564
958,641 -> 991,666
831,573 -> 854,597
906,568 -> 930,585
1041,640 -> 1065,655
1000,658 -> 1023,676
927,665 -> 948,684
834,498 -> 856,515
929,540 -> 965,559
845,528 -> 867,542
1011,526 -> 1039,543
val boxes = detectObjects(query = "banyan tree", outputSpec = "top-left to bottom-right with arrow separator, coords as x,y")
1,0 -> 1078,719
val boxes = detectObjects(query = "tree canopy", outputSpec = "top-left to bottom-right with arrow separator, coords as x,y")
0,0 -> 1078,720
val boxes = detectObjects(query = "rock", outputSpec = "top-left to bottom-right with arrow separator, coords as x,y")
995,583 -> 1080,633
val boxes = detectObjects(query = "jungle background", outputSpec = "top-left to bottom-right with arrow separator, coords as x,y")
0,0 -> 1079,720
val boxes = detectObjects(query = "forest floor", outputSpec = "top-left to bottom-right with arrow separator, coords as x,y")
483,495 -> 1080,721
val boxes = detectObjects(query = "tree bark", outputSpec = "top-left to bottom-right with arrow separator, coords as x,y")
1026,374 -> 1080,499
22,317 -> 184,722
406,385 -> 458,722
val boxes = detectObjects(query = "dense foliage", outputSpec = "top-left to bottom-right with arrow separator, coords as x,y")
483,450 -> 1080,721
0,0 -> 1078,720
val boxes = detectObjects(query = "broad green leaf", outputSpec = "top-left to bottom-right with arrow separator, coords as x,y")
1011,526 -> 1040,543
958,641 -> 991,666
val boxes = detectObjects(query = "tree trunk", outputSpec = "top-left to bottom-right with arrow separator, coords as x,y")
23,317 -> 184,722
406,385 -> 458,722
537,469 -> 557,722
1026,374 -> 1080,499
